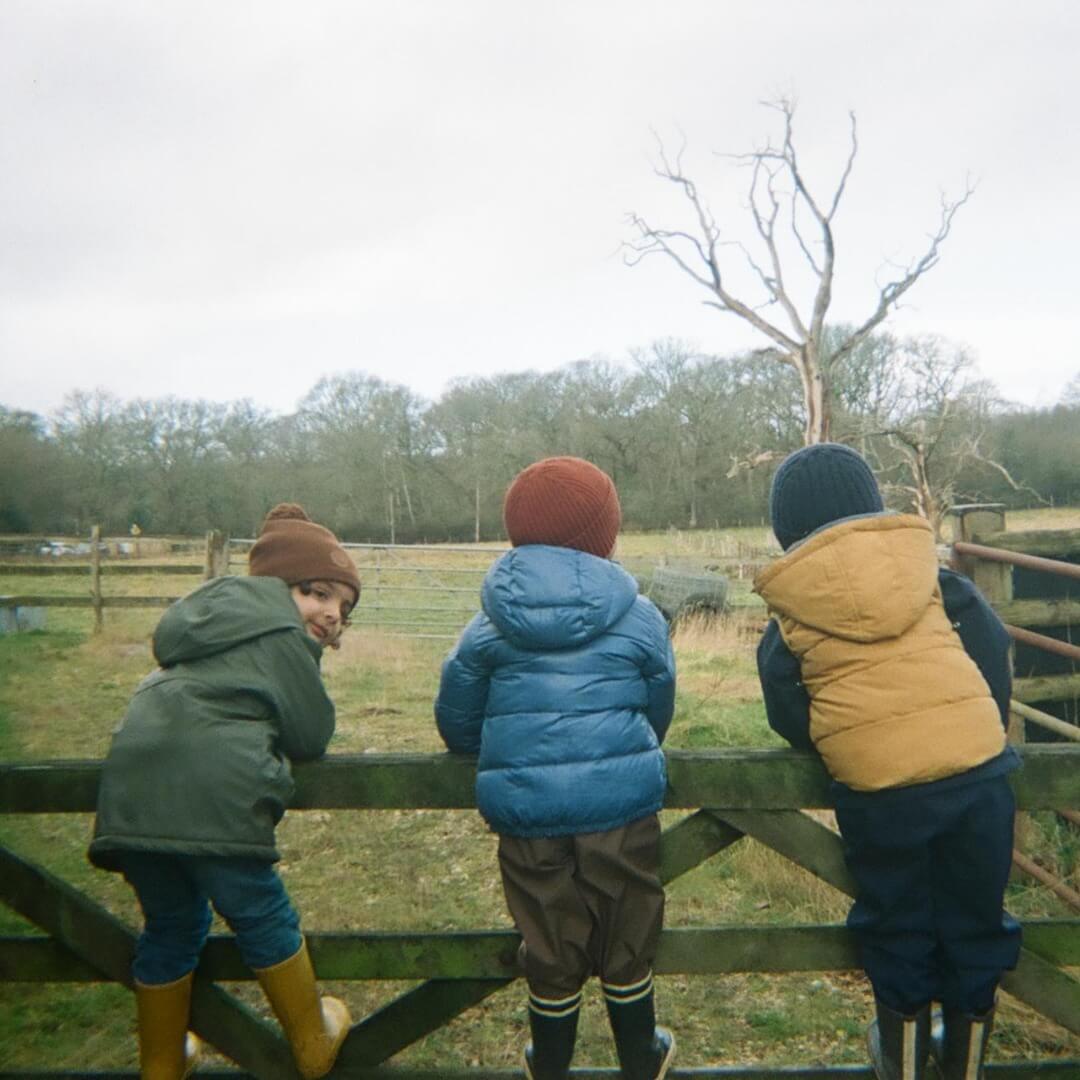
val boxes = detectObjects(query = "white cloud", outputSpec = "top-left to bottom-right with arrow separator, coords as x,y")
2,0 -> 1078,415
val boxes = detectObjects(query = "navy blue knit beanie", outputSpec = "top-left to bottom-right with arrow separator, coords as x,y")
768,443 -> 884,550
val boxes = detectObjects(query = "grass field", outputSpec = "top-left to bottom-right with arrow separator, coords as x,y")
1,518 -> 1078,1071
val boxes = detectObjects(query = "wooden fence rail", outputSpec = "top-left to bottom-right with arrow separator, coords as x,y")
2,748 -> 1079,1078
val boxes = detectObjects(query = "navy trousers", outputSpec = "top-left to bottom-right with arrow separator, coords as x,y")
119,852 -> 302,985
835,774 -> 1021,1015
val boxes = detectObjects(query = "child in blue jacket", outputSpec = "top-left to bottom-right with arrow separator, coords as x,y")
754,444 -> 1021,1080
436,456 -> 677,1080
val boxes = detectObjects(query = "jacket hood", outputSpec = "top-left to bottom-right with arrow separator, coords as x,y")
153,576 -> 307,665
753,514 -> 939,643
481,544 -> 639,651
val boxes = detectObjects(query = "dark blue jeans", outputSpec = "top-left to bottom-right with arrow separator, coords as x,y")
119,853 -> 302,985
836,774 -> 1021,1015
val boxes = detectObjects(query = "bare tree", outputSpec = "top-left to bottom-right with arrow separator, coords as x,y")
852,336 -> 1045,536
625,98 -> 974,444
1061,372 -> 1080,409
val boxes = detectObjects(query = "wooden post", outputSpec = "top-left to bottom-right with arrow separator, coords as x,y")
946,504 -> 1012,605
203,530 -> 228,581
374,546 -> 383,631
89,525 -> 103,634
219,533 -> 230,578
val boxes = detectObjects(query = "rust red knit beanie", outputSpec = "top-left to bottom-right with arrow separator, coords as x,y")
248,503 -> 360,602
502,457 -> 621,558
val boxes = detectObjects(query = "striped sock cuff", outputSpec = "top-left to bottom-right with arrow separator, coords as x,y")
602,972 -> 654,1005
528,989 -> 583,1019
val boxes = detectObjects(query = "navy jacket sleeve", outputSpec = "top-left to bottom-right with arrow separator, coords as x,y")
435,614 -> 491,755
939,568 -> 1013,727
756,618 -> 814,751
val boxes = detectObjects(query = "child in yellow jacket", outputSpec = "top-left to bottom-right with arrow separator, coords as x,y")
754,444 -> 1020,1080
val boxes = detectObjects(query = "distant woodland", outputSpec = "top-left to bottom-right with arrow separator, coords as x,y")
3,333 -> 1078,543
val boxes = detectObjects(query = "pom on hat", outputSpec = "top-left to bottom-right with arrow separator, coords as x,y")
503,456 -> 621,558
262,503 -> 311,524
248,502 -> 360,601
769,443 -> 884,550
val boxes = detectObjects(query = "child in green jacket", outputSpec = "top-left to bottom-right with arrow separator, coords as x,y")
89,504 -> 359,1080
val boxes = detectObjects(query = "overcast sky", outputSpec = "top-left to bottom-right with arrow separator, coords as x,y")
2,1 -> 1077,420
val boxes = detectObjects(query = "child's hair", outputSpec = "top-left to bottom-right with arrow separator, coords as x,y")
248,503 -> 361,600
768,443 -> 884,550
502,456 -> 621,558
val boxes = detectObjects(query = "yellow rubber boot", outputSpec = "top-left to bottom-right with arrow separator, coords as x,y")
255,939 -> 351,1079
134,972 -> 203,1080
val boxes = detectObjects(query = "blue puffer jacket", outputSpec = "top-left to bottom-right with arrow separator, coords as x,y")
435,544 -> 675,838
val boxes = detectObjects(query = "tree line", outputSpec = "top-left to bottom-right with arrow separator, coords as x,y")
2,333 -> 1078,544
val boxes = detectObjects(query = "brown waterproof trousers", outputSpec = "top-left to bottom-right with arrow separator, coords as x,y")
497,814 -> 664,1000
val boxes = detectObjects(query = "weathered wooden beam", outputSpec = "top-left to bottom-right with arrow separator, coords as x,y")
0,594 -> 182,608
658,809 -> 744,883
335,979 -> 509,1068
307,930 -> 517,981
1014,673 -> 1080,705
995,597 -> 1080,629
0,562 -> 204,575
664,749 -> 834,808
709,810 -> 856,896
7,920 -> 1079,984
1001,946 -> 1080,1036
292,753 -> 478,809
0,563 -> 92,574
661,925 -> 861,974
980,528 -> 1080,559
1013,746 -> 1080,805
4,747 -> 1077,814
0,759 -> 100,811
0,844 -> 296,1078
0,935 -> 103,981
0,561 -> 191,578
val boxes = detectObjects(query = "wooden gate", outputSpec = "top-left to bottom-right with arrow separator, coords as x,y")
2,747 -> 1079,1078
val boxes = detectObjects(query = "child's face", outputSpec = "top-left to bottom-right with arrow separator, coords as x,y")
290,581 -> 357,648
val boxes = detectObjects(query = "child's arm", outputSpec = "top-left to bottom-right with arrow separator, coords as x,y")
435,615 -> 491,755
642,607 -> 676,744
250,630 -> 337,761
939,568 -> 1013,727
756,619 -> 815,750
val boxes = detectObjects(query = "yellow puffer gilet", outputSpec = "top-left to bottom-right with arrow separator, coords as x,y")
754,514 -> 1005,791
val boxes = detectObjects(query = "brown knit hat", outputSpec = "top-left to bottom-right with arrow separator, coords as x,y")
248,503 -> 360,602
502,456 -> 621,558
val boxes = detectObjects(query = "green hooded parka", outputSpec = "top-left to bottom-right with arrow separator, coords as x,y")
89,575 -> 335,869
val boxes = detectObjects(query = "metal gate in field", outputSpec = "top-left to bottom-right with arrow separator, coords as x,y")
344,543 -> 503,640
225,540 -> 503,640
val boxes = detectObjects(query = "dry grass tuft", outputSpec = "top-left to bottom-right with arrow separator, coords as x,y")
672,607 -> 768,653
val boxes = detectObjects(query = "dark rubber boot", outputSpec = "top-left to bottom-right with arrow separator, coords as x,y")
935,1004 -> 995,1079
604,977 -> 676,1080
523,990 -> 580,1080
866,999 -> 931,1080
